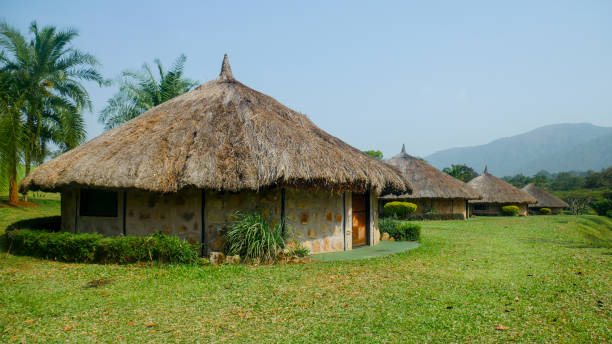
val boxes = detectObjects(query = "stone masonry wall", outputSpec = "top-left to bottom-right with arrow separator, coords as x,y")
284,188 -> 345,254
125,189 -> 201,244
204,188 -> 282,252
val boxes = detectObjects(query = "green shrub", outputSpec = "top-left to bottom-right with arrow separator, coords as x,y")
407,213 -> 465,221
539,208 -> 552,215
606,210 -> 612,219
383,201 -> 418,218
224,212 -> 286,263
6,216 -> 61,232
379,218 -> 421,241
5,230 -> 200,264
501,205 -> 520,216
590,199 -> 612,216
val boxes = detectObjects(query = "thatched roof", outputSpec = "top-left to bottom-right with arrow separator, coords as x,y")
467,167 -> 537,204
521,184 -> 569,208
21,55 -> 411,195
380,145 -> 481,200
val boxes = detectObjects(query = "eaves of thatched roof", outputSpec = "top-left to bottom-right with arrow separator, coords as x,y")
20,55 -> 411,195
467,167 -> 537,204
381,145 -> 481,200
521,183 -> 569,208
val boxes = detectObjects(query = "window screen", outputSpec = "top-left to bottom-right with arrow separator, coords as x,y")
80,189 -> 118,217
474,204 -> 489,211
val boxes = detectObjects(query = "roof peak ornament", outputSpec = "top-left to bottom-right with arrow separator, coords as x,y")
484,165 -> 489,174
218,54 -> 234,81
401,143 -> 406,154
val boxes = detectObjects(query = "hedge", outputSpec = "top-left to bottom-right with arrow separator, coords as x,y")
539,208 -> 552,215
5,230 -> 200,264
383,201 -> 418,218
501,205 -> 520,216
379,218 -> 421,241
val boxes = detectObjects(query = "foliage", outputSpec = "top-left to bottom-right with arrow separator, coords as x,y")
379,218 -> 421,241
423,206 -> 436,215
539,208 -> 552,215
442,164 -> 479,182
363,150 -> 383,160
99,55 -> 197,130
590,199 -> 612,217
0,21 -> 102,199
224,212 -> 286,263
383,201 -> 417,218
5,230 -> 200,264
6,215 -> 60,231
501,205 -> 520,216
503,167 -> 612,192
606,210 -> 612,218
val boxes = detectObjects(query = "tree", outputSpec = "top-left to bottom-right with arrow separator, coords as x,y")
442,164 -> 479,182
99,55 -> 197,130
0,70 -> 26,203
0,21 -> 103,200
363,150 -> 383,160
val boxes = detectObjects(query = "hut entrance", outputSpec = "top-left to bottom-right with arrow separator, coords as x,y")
352,193 -> 368,247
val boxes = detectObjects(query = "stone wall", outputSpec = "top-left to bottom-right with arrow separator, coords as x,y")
284,189 -> 345,254
125,189 -> 201,244
61,188 -> 124,236
204,188 -> 282,252
61,187 -> 380,255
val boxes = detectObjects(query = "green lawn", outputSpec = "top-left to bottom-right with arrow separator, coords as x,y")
1,200 -> 611,343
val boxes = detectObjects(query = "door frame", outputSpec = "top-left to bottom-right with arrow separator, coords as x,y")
351,191 -> 371,248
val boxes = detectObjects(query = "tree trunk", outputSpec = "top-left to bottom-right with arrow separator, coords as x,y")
22,150 -> 30,202
8,174 -> 19,204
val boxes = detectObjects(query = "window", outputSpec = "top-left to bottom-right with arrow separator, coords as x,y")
80,189 -> 118,217
473,204 -> 489,211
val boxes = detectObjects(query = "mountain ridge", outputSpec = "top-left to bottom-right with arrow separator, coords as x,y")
425,123 -> 612,176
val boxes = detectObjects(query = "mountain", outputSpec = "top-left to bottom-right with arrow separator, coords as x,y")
425,123 -> 612,176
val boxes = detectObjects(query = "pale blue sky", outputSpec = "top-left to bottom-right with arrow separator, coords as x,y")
3,0 -> 612,158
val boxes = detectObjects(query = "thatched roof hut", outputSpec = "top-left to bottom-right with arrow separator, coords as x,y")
381,145 -> 480,200
21,55 -> 410,195
467,167 -> 537,204
521,184 -> 569,209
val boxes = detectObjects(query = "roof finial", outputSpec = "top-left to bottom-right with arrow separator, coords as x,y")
484,165 -> 489,174
401,144 -> 406,154
219,54 -> 234,81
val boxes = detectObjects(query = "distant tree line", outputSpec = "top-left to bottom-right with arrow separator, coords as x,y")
502,167 -> 612,192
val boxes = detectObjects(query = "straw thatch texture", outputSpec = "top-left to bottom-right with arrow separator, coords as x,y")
381,145 -> 481,200
521,184 -> 569,208
20,55 -> 410,195
467,167 -> 537,204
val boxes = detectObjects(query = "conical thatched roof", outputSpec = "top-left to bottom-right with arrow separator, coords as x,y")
21,55 -> 411,195
521,184 -> 569,208
381,145 -> 481,200
467,167 -> 537,204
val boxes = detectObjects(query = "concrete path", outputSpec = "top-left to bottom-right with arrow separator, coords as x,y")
311,241 -> 420,262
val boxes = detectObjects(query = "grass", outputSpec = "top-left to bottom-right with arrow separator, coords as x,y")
1,200 -> 611,343
312,241 -> 420,261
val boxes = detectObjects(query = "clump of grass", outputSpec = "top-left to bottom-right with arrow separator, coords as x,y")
224,212 -> 286,263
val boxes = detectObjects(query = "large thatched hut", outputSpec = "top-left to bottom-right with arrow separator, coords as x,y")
467,167 -> 537,216
521,183 -> 568,214
380,145 -> 481,219
20,55 -> 411,255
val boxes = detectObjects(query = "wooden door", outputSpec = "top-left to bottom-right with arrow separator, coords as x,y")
352,194 -> 367,247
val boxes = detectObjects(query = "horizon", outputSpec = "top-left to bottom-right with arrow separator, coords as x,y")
3,1 -> 612,159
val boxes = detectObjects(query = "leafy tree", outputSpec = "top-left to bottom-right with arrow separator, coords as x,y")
0,21 -> 102,201
550,172 -> 583,191
442,164 -> 479,182
99,55 -> 197,130
363,150 -> 383,160
0,71 -> 26,203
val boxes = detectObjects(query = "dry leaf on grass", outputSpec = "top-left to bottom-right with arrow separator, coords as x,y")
495,325 -> 509,331
145,322 -> 157,327
63,326 -> 73,331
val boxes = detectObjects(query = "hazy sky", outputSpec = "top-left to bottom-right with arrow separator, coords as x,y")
3,1 -> 612,158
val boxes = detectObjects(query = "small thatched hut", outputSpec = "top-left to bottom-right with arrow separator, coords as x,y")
380,145 -> 481,219
521,183 -> 568,214
467,167 -> 537,216
20,55 -> 411,254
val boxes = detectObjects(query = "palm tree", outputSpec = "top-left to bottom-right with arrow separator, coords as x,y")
0,71 -> 26,203
0,21 -> 103,201
99,55 -> 197,130
442,164 -> 479,182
